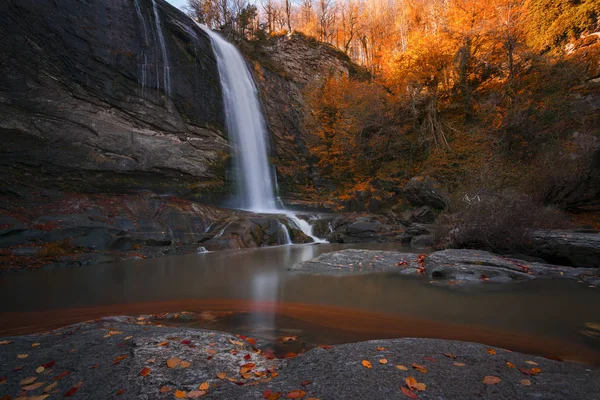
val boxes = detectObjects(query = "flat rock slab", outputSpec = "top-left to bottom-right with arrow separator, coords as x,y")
289,249 -> 421,275
0,318 -> 598,399
290,249 -> 600,286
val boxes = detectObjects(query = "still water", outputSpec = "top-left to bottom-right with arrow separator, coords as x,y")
1,243 -> 599,363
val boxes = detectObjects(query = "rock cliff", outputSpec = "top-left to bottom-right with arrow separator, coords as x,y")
0,0 -> 229,200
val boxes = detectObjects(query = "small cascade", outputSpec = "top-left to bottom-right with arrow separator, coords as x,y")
151,0 -> 171,95
134,0 -> 149,91
285,213 -> 327,244
197,246 -> 209,253
277,221 -> 292,245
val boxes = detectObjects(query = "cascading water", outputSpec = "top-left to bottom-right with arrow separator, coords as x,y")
277,221 -> 292,245
151,0 -> 171,95
198,24 -> 326,243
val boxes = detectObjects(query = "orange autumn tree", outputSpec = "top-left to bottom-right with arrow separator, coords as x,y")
303,74 -> 388,188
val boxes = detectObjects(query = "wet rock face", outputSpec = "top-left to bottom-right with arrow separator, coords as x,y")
0,0 -> 228,200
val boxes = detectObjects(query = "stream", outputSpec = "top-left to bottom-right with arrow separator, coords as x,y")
1,243 -> 599,364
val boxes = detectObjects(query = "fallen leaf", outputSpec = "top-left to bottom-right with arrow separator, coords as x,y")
53,371 -> 71,381
244,354 -> 251,361
32,343 -> 41,347
531,368 -> 542,374
377,347 -> 386,351
139,367 -> 151,377
17,354 -> 29,359
41,361 -> 56,368
411,364 -> 427,373
279,336 -> 297,342
124,336 -> 133,341
187,390 -> 207,398
158,341 -> 169,347
444,353 -> 457,359
506,362 -> 515,368
379,358 -> 388,364
423,357 -> 436,362
228,338 -> 244,346
361,360 -> 372,369
64,386 -> 79,397
147,358 -> 156,363
267,392 -> 282,400
29,395 -> 50,400
24,382 -> 46,391
483,376 -> 501,385
519,368 -> 539,376
206,349 -> 217,356
486,348 -> 496,355
301,380 -> 311,386
14,365 -> 24,371
160,386 -> 172,393
21,377 -> 37,385
199,382 -> 209,391
453,362 -> 465,367
0,376 -> 5,385
246,338 -> 257,345
525,361 -> 538,366
180,361 -> 191,369
43,382 -> 57,392
113,354 -> 128,365
175,390 -> 187,399
240,363 -> 256,374
116,389 -> 126,396
217,372 -> 226,380
103,331 -> 123,339
400,387 -> 419,399
286,390 -> 306,399
36,366 -> 45,373
0,340 -> 12,345
405,377 -> 418,390
396,364 -> 408,371
167,357 -> 182,368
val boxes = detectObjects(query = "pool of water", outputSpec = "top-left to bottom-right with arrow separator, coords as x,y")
1,243 -> 599,364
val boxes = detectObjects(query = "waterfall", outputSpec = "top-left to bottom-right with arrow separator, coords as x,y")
198,24 -> 327,243
134,0 -> 149,91
278,221 -> 292,245
151,0 -> 171,95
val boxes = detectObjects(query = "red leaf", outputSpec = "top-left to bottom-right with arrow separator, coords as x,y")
244,354 -> 251,361
423,357 -> 436,362
54,371 -> 71,381
139,367 -> 151,377
181,340 -> 191,345
246,338 -> 257,345
301,380 -> 311,386
264,390 -> 273,399
116,389 -> 126,396
401,387 -> 419,399
64,386 -> 79,397
42,360 -> 56,368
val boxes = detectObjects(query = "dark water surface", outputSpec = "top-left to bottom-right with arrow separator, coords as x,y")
1,243 -> 599,363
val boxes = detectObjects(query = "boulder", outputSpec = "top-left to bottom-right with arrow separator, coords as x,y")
404,205 -> 436,223
403,176 -> 448,209
532,230 -> 600,268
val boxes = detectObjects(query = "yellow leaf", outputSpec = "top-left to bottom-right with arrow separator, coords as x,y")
414,382 -> 427,391
124,336 -> 133,341
520,379 -> 531,386
29,395 -> 50,400
525,361 -> 538,366
18,354 -> 29,359
395,364 -> 408,371
486,348 -> 496,355
0,340 -> 12,345
180,361 -> 191,369
103,331 -> 123,338
217,372 -> 226,380
167,357 -> 181,368
483,376 -> 501,385
20,377 -> 37,385
175,390 -> 187,398
506,362 -> 515,368
379,359 -> 388,364
44,382 -> 57,393
453,362 -> 465,367
32,343 -> 41,347
361,360 -> 372,369
36,366 -> 45,373
228,338 -> 244,346
23,382 -> 46,391
199,382 -> 209,391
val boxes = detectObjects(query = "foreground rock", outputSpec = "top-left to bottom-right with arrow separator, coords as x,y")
290,249 -> 600,286
532,230 -> 600,268
0,318 -> 598,399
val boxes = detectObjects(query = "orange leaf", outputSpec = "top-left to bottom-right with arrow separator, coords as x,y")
520,379 -> 531,386
21,377 -> 37,385
483,376 -> 501,385
116,389 -> 126,396
267,392 -> 282,400
217,372 -> 226,380
199,382 -> 209,391
401,387 -> 419,399
377,347 -> 386,351
531,368 -> 542,374
160,386 -> 172,393
167,357 -> 181,368
406,376 -> 418,390
139,367 -> 151,377
180,361 -> 191,369
174,390 -> 187,398
158,341 -> 169,347
187,391 -> 207,398
486,348 -> 496,355
286,390 -> 306,399
113,354 -> 128,365
361,360 -> 372,368
411,364 -> 427,373
453,362 -> 465,367
444,353 -> 457,359
396,364 -> 408,371
379,359 -> 388,364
